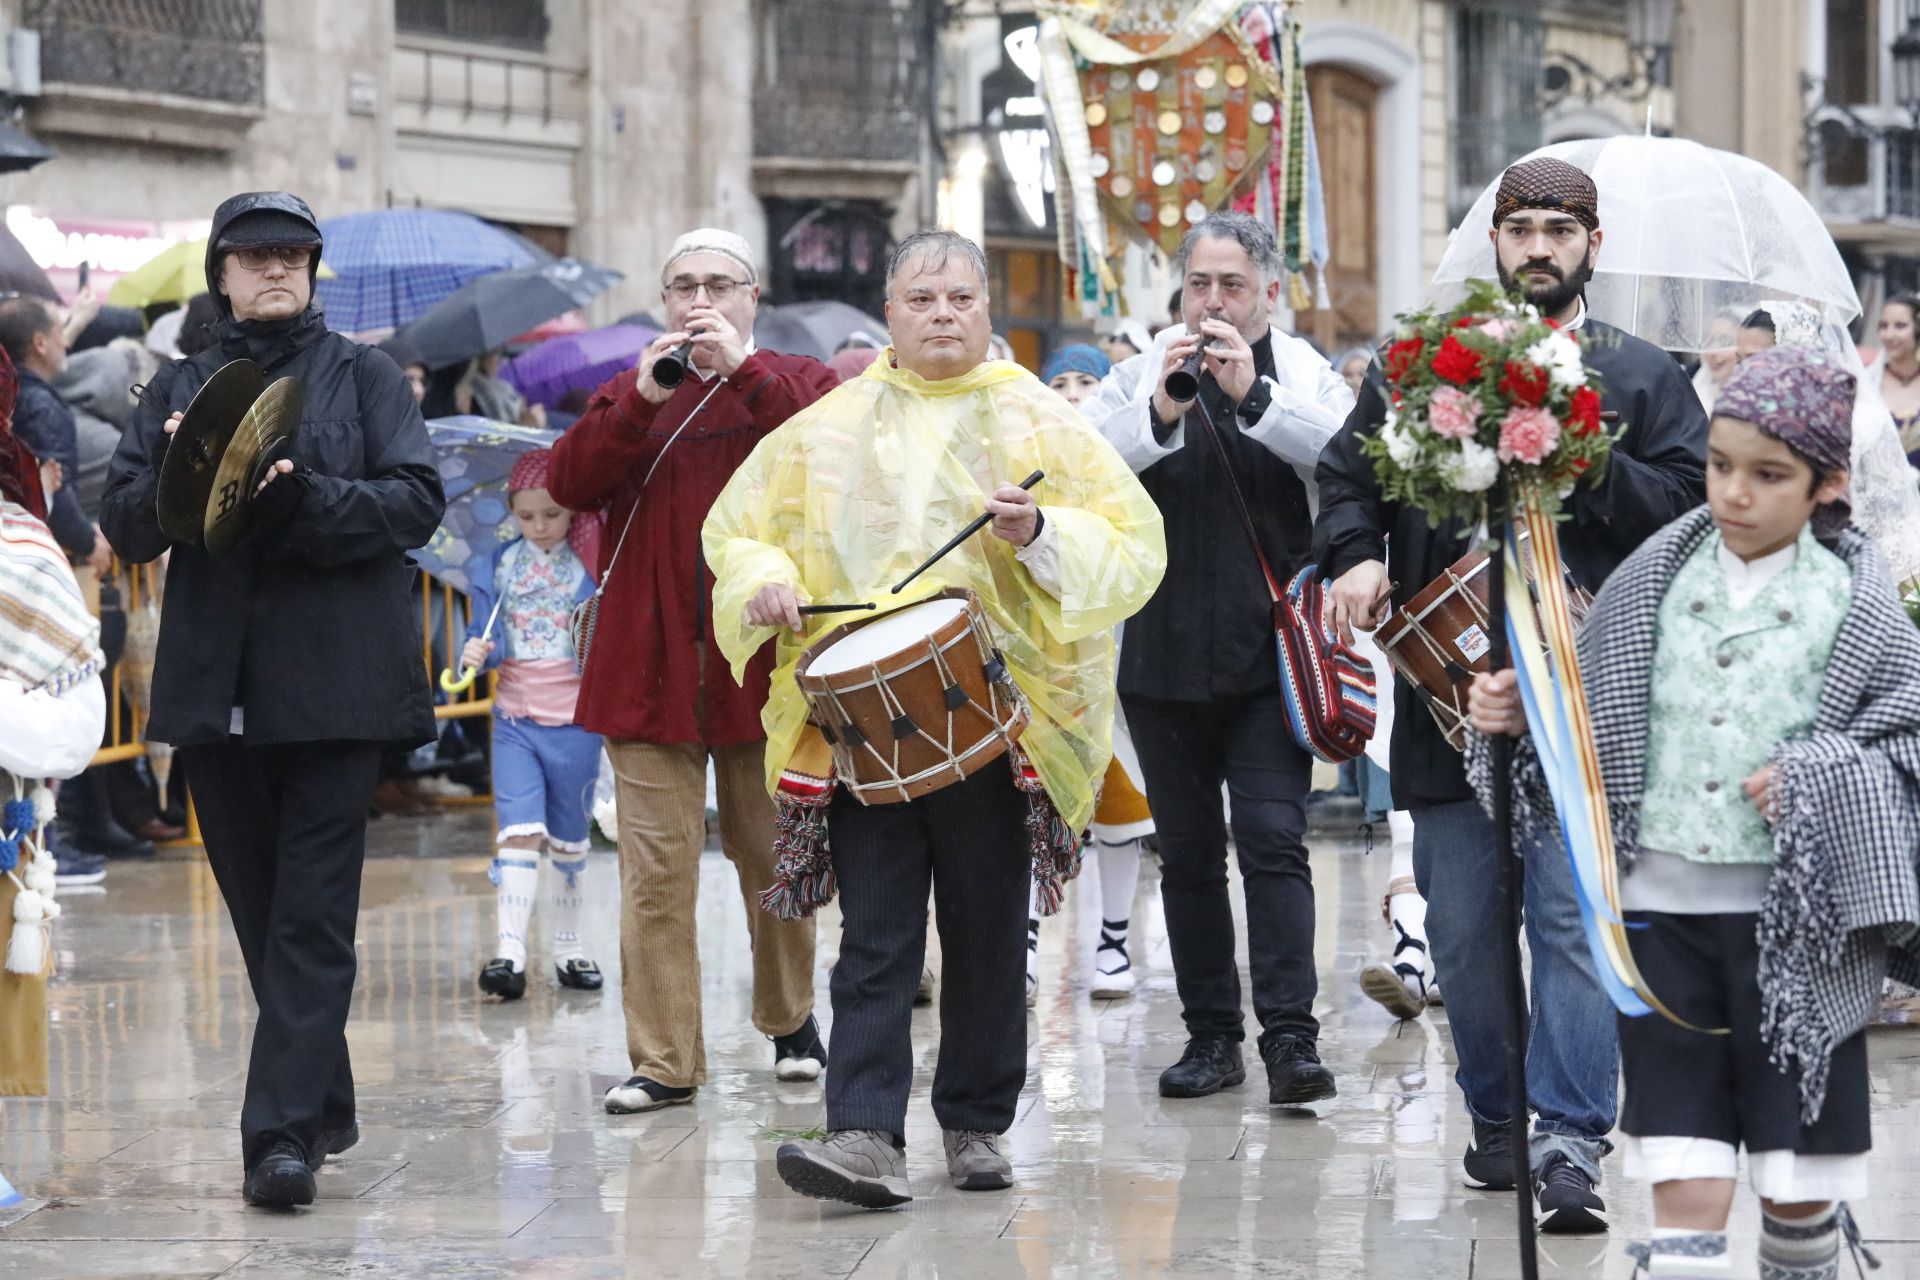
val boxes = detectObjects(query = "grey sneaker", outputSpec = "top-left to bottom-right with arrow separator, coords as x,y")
942,1129 -> 1012,1191
776,1129 -> 910,1209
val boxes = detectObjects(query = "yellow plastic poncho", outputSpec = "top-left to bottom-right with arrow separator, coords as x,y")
702,354 -> 1167,832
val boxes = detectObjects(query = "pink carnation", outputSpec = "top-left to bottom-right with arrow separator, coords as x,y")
1478,318 -> 1518,341
1497,405 -> 1561,465
1427,386 -> 1482,440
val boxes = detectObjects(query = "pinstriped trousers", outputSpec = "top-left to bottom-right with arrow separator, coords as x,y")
607,739 -> 817,1088
825,762 -> 1032,1138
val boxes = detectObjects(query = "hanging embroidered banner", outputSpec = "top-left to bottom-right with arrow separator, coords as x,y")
1076,24 -> 1282,257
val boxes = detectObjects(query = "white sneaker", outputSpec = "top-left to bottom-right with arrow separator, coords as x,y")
414,776 -> 473,799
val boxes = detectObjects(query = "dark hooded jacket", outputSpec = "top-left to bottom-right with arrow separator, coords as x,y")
1311,316 -> 1708,809
99,191 -> 446,747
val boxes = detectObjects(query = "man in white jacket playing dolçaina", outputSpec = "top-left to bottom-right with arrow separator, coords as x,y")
1084,211 -> 1355,1108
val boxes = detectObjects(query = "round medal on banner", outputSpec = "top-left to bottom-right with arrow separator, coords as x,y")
1135,67 -> 1160,92
1085,101 -> 1108,128
1151,160 -> 1176,188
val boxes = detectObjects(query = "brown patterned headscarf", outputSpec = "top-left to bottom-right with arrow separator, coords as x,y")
1492,157 -> 1600,232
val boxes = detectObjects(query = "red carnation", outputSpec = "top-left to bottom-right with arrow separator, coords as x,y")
1384,336 -> 1425,384
1498,361 -> 1550,407
1568,385 -> 1603,436
1430,335 -> 1484,386
1454,315 -> 1476,328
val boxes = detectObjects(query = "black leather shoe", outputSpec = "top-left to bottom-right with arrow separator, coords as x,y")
478,958 -> 526,1000
556,958 -> 603,991
307,1121 -> 360,1172
244,1142 -> 316,1208
1261,1032 -> 1337,1106
1158,1035 -> 1246,1098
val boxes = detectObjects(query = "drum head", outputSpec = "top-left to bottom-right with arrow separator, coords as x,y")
808,597 -> 970,676
202,377 -> 303,555
157,359 -> 268,545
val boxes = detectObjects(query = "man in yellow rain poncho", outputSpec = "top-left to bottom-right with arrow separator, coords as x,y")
703,230 -> 1165,1210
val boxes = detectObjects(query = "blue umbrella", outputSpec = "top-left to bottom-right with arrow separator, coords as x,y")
315,209 -> 544,334
411,415 -> 559,595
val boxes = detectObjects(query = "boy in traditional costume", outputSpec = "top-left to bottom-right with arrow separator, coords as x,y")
1469,346 -> 1920,1278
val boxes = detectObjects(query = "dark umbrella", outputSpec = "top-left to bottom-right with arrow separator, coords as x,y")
0,124 -> 54,174
615,310 -> 662,330
400,258 -> 625,368
753,300 -> 888,362
0,221 -> 58,302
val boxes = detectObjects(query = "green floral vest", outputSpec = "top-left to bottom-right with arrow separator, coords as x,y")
1638,526 -> 1851,865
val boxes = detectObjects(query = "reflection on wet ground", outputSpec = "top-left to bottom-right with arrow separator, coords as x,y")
5,801 -> 1920,1277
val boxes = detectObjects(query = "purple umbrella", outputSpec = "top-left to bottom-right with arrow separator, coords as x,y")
502,323 -> 660,408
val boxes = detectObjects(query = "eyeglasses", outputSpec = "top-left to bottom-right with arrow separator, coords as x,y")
231,246 -> 314,271
664,277 -> 748,302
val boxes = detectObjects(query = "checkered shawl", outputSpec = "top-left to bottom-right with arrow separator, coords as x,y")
1470,506 -> 1920,1122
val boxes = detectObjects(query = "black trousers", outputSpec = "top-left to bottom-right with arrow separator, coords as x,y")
180,739 -> 382,1171
1123,690 -> 1318,1045
824,761 -> 1031,1138
1620,911 -> 1871,1155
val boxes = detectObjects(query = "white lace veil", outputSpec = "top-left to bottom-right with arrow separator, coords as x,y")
1750,300 -> 1920,584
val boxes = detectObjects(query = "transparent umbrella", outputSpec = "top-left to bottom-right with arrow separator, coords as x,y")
1430,136 -> 1861,353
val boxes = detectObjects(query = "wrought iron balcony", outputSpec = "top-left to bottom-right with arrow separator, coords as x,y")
22,0 -> 265,106
755,0 -> 922,166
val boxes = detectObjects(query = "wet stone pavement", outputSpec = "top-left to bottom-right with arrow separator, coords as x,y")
7,800 -> 1920,1278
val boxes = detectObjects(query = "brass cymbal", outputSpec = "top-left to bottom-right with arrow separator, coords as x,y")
157,359 -> 267,545
155,358 -> 304,554
203,376 -> 302,555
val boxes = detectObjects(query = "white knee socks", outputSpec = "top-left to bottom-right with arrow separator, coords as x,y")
549,849 -> 588,967
1095,837 -> 1141,977
1634,1227 -> 1731,1276
490,849 -> 539,972
1759,1205 -> 1845,1280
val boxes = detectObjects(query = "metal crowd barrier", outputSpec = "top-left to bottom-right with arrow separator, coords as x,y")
86,568 -> 492,838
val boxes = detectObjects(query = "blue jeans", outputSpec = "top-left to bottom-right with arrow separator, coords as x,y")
1412,799 -> 1617,1181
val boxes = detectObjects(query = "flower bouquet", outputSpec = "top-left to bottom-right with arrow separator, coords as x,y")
1362,279 -> 1615,525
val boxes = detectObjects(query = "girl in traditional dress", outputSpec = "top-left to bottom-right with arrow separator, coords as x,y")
466,448 -> 605,1000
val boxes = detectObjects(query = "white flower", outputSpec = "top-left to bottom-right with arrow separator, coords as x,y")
1382,410 -> 1418,466
1525,330 -> 1586,391
1442,438 -> 1500,493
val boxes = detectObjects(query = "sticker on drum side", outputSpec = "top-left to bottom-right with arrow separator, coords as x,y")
1455,624 -> 1491,663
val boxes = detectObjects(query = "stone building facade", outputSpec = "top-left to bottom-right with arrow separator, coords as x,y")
0,0 -> 761,325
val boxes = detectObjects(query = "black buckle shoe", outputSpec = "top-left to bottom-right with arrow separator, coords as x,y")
478,958 -> 526,1000
244,1141 -> 316,1209
556,958 -> 603,991
1260,1032 -> 1337,1106
1158,1035 -> 1246,1099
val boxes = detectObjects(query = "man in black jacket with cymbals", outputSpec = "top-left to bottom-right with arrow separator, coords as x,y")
100,192 -> 445,1209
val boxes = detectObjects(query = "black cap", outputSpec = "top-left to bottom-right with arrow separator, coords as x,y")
204,191 -> 324,316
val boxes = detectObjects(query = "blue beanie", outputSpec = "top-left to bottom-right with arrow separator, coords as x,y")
1042,343 -> 1111,385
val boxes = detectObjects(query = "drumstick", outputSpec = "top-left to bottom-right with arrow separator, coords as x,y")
798,603 -> 878,616
891,470 -> 1045,596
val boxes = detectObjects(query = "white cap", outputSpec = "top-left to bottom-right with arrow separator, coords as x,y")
663,228 -> 757,284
